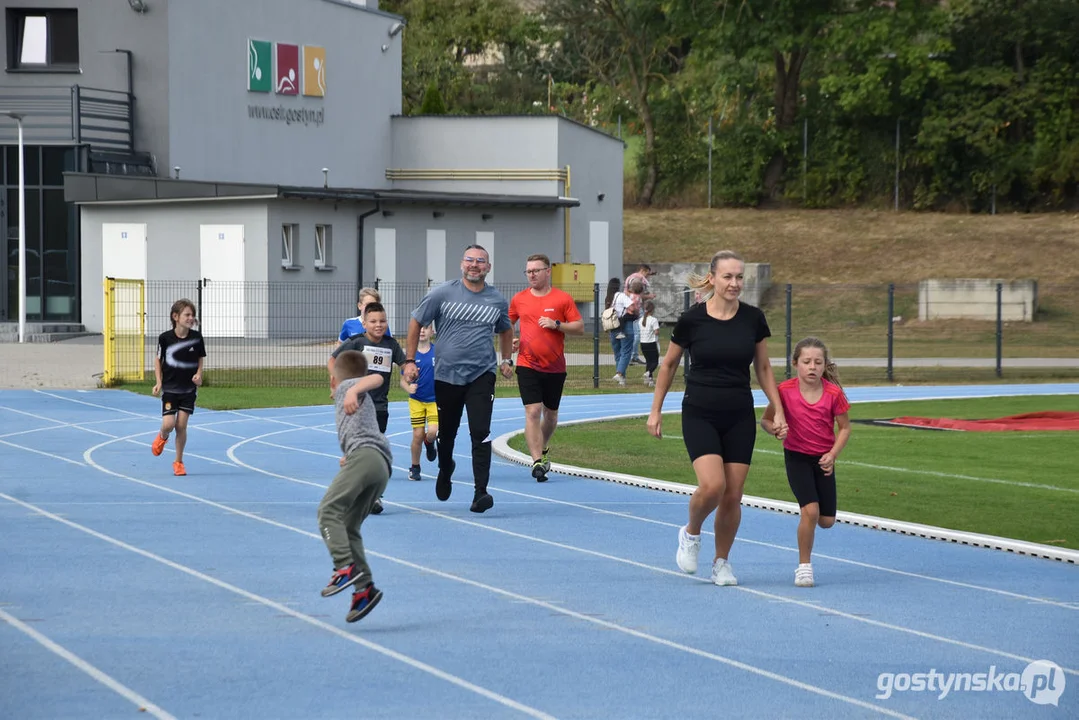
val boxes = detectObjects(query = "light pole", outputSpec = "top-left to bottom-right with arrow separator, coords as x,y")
1,111 -> 26,343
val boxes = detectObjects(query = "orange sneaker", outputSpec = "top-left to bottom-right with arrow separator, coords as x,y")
173,461 -> 186,476
151,435 -> 167,456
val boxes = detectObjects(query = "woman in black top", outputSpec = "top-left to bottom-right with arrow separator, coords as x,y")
647,250 -> 786,586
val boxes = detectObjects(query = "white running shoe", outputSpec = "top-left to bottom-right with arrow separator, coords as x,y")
675,526 -> 701,574
795,563 -> 815,587
711,559 -> 738,586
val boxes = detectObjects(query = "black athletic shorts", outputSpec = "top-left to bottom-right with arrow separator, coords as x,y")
680,406 -> 757,464
516,366 -> 567,411
161,391 -> 196,416
784,448 -> 838,517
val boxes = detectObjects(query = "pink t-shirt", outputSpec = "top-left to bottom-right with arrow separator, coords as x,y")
778,378 -> 850,455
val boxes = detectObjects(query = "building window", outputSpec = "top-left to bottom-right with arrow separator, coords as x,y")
314,224 -> 333,270
281,223 -> 299,269
6,9 -> 79,70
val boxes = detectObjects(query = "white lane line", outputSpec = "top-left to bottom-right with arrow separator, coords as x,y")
0,405 -> 237,468
0,606 -> 176,720
221,429 -> 1078,676
0,493 -> 557,720
241,430 -> 1079,613
74,442 -> 916,718
0,438 -> 87,466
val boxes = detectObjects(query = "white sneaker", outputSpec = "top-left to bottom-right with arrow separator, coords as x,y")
675,526 -> 701,574
795,563 -> 815,587
711,559 -> 738,586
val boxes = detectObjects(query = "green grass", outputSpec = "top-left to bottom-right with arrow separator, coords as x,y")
509,395 -> 1079,550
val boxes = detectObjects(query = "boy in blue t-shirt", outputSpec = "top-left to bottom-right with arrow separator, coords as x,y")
338,287 -> 391,343
402,323 -> 438,481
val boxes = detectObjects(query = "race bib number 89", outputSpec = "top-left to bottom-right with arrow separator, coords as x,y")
363,346 -> 394,373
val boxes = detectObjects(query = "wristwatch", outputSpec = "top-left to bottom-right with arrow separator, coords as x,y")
500,358 -> 514,367
555,320 -> 561,329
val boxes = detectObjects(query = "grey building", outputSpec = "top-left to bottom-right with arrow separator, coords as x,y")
0,0 -> 623,336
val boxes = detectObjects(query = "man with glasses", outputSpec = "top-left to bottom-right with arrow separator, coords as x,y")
404,245 -> 514,513
509,254 -> 584,481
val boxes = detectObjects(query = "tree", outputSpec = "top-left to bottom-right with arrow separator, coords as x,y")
543,0 -> 689,205
381,0 -> 550,115
672,0 -> 867,200
419,82 -> 447,114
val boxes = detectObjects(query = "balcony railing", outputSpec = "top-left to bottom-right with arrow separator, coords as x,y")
0,85 -> 133,154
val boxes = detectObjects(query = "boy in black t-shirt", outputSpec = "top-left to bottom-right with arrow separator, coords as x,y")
328,302 -> 407,514
152,299 -> 207,476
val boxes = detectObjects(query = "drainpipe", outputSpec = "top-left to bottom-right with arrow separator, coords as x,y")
356,201 -> 381,287
563,164 -> 571,262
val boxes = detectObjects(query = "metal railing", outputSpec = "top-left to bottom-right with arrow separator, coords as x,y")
0,85 -> 133,153
102,280 -> 1079,389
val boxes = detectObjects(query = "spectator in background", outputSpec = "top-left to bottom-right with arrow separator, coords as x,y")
625,264 -> 656,364
604,278 -> 633,387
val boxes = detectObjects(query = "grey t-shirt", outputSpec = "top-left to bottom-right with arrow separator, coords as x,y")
331,334 -> 406,411
334,377 -> 392,469
411,279 -> 511,386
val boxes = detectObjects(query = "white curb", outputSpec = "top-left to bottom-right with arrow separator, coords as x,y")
492,416 -> 1079,565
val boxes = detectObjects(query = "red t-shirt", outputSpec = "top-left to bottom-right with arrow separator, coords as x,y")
509,287 -> 582,373
778,378 -> 850,455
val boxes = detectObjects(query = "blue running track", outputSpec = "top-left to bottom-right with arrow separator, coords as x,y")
1,384 -> 1076,719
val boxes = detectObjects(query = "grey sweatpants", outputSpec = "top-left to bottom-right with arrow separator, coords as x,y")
317,447 -> 390,584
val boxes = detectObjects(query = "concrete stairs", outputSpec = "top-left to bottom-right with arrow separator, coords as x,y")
0,322 -> 100,343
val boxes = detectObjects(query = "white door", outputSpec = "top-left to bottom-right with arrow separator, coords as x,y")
101,224 -> 147,337
426,229 -> 446,285
102,223 -> 147,280
199,225 -> 245,337
589,221 -> 609,285
589,221 -> 610,319
476,231 -> 494,283
374,228 -> 397,330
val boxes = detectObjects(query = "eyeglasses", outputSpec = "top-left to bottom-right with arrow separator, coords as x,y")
463,256 -> 489,265
524,268 -> 549,275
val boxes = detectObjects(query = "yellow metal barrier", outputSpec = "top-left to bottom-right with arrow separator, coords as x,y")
103,277 -> 146,387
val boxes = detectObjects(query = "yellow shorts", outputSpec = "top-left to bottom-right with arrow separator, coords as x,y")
408,398 -> 438,428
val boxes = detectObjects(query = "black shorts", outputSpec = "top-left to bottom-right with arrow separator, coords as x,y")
161,391 -> 196,416
680,406 -> 757,464
784,448 -> 838,517
516,366 -> 567,411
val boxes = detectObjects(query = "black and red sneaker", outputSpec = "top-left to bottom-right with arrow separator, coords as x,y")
346,583 -> 383,623
320,564 -> 360,597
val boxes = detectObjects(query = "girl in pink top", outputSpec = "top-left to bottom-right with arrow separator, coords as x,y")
761,337 -> 851,588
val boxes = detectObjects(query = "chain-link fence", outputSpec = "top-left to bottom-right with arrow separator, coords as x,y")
113,279 -> 1079,389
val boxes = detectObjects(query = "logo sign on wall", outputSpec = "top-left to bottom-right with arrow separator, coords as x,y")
247,38 -> 325,97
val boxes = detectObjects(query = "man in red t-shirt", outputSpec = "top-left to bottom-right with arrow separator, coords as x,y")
509,254 -> 584,481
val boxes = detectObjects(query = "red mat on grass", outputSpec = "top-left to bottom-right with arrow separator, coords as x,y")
890,411 -> 1079,432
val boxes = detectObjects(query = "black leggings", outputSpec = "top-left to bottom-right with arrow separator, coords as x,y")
435,372 -> 496,494
784,449 -> 838,517
641,342 -> 659,375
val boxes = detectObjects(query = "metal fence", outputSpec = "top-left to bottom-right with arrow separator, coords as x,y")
112,279 -> 1079,389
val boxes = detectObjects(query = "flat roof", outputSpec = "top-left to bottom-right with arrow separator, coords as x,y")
63,173 -> 580,209
391,114 -> 628,146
